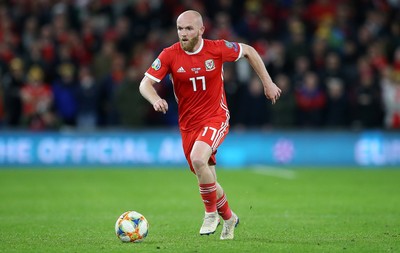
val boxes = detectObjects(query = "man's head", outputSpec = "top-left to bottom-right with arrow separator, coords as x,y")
176,10 -> 205,52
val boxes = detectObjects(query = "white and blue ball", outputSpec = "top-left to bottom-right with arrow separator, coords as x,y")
115,211 -> 149,243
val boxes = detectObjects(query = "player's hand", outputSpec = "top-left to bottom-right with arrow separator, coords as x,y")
153,98 -> 168,114
264,83 -> 281,105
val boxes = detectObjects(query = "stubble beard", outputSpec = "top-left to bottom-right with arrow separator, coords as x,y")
180,34 -> 199,52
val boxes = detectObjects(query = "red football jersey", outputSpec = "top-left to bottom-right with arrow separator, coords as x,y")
145,39 -> 242,131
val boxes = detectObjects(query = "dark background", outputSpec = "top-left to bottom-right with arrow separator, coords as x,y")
0,0 -> 399,132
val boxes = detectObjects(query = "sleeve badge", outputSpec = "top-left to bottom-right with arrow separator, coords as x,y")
224,40 -> 233,48
151,58 -> 161,71
224,40 -> 238,52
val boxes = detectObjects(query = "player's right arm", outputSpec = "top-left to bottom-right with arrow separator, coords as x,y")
139,76 -> 169,114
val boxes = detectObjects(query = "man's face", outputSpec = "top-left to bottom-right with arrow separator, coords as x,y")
178,27 -> 199,52
177,14 -> 204,52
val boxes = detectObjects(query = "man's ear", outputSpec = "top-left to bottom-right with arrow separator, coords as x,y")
199,26 -> 205,36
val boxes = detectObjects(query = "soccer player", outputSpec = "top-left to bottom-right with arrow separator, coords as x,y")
139,10 -> 281,240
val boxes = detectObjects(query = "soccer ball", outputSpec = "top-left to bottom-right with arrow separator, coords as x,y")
115,211 -> 149,243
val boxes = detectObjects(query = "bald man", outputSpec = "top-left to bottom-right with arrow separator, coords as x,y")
140,10 -> 281,240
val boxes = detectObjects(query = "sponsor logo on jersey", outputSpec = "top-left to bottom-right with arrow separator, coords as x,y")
151,58 -> 161,71
205,59 -> 215,71
177,66 -> 186,73
191,67 -> 201,74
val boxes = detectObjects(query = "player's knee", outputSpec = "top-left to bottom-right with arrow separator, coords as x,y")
190,156 -> 207,171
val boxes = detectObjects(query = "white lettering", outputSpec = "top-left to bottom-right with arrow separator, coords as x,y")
355,138 -> 400,165
97,138 -> 111,164
71,139 -> 85,163
0,138 -> 32,164
19,140 -> 31,163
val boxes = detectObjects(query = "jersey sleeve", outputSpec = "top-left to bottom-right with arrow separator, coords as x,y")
145,49 -> 171,83
219,40 -> 242,63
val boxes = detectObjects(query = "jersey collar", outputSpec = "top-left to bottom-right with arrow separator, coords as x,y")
184,39 -> 204,55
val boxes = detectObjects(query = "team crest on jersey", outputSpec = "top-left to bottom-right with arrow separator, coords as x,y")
151,58 -> 161,71
205,59 -> 215,71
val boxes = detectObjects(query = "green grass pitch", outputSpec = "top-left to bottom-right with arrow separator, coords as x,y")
0,167 -> 399,253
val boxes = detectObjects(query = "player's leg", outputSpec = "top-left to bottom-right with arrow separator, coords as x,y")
190,140 -> 220,235
209,165 -> 239,240
181,130 -> 220,235
190,140 -> 214,184
209,166 -> 231,219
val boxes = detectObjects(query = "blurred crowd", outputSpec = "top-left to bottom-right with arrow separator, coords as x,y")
0,0 -> 400,131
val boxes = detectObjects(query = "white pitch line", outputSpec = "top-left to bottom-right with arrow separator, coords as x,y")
250,166 -> 297,180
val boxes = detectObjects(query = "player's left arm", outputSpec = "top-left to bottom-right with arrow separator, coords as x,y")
240,43 -> 281,104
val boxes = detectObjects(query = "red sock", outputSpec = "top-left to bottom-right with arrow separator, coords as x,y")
199,183 -> 217,213
217,193 -> 232,220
